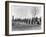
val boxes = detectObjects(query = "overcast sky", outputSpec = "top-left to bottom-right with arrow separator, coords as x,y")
11,5 -> 41,19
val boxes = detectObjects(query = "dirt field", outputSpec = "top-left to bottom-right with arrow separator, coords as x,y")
12,21 -> 41,31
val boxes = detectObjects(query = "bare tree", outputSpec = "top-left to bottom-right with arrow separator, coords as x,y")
31,7 -> 40,17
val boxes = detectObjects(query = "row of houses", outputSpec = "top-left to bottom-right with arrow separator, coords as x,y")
12,16 -> 41,25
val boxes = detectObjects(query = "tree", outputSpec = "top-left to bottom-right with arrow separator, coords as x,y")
31,7 -> 39,17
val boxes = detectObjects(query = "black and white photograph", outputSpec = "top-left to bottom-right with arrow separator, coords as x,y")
5,1 -> 45,36
12,5 -> 41,31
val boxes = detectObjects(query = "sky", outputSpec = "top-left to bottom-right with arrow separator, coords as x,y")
11,5 -> 41,19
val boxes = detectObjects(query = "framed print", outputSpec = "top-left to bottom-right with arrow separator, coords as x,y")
5,1 -> 45,36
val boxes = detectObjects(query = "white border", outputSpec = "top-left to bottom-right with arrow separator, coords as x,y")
9,3 -> 44,34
